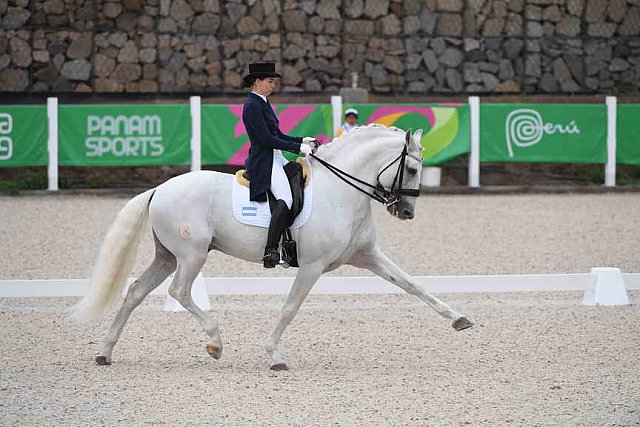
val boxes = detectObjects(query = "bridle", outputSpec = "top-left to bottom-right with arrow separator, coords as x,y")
309,144 -> 421,207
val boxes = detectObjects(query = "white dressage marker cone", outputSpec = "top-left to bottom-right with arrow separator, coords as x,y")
164,273 -> 211,312
582,267 -> 630,306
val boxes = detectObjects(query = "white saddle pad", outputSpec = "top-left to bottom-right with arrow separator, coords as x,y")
232,161 -> 313,229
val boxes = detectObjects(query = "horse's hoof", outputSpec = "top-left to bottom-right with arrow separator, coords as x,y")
452,317 -> 474,331
95,355 -> 111,365
270,363 -> 289,371
206,344 -> 222,360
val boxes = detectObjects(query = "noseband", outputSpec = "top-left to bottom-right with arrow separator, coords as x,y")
374,145 -> 422,206
309,144 -> 421,207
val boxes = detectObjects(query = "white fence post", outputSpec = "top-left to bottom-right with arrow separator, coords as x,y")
605,96 -> 617,187
468,96 -> 480,188
47,97 -> 58,191
421,167 -> 441,187
331,95 -> 342,139
190,96 -> 201,172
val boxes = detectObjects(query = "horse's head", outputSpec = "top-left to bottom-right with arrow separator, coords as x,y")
377,129 -> 423,220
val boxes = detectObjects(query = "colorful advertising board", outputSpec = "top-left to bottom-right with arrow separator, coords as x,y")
617,104 -> 640,165
0,105 -> 48,167
480,104 -> 607,163
343,104 -> 470,166
4,101 -> 638,170
201,104 -> 333,165
58,104 -> 191,166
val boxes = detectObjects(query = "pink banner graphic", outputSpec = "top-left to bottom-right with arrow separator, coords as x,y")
227,104 -> 325,165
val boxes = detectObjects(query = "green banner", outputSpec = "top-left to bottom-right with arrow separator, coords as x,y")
343,104 -> 470,166
201,104 -> 332,165
5,101 -> 638,169
617,104 -> 640,165
58,105 -> 191,166
481,104 -> 607,163
0,105 -> 48,167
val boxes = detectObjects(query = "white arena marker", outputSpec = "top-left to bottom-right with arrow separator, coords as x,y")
582,267 -> 629,306
164,273 -> 211,312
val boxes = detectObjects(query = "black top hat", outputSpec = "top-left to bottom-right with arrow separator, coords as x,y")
242,62 -> 282,87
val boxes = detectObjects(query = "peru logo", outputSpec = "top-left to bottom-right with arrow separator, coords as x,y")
0,113 -> 13,161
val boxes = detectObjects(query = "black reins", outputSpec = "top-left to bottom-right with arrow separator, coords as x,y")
309,145 -> 421,207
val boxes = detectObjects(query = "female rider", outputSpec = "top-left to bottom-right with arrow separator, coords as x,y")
241,62 -> 315,268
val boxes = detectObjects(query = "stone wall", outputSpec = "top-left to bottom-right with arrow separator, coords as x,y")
0,0 -> 639,94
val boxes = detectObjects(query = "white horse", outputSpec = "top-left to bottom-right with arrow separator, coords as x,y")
71,124 -> 473,370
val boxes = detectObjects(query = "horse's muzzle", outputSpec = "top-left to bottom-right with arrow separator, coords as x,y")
399,208 -> 414,220
387,204 -> 414,220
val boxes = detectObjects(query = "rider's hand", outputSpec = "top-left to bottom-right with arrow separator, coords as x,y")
302,137 -> 317,144
299,143 -> 313,156
302,137 -> 319,152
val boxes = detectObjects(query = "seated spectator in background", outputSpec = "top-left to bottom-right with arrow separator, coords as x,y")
335,108 -> 360,137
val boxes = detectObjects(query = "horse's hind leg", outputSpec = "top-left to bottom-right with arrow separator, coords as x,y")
168,250 -> 223,360
352,246 -> 473,330
97,233 -> 177,365
263,263 -> 323,370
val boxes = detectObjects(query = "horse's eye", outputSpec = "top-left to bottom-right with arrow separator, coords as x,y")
407,168 -> 417,176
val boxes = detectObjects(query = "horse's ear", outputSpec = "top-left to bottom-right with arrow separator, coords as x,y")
405,129 -> 412,145
412,129 -> 423,147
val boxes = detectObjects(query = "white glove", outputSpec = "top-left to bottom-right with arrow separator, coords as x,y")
302,137 -> 319,151
302,137 -> 317,144
299,143 -> 313,156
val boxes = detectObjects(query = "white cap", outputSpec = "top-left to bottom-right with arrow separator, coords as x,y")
345,108 -> 359,117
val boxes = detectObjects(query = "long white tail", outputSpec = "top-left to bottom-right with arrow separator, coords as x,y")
70,188 -> 156,323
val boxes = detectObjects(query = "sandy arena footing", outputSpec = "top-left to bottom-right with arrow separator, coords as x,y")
1,193 -> 639,425
1,293 -> 639,426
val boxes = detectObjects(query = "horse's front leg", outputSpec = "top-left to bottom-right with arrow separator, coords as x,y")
264,262 -> 323,371
352,246 -> 473,330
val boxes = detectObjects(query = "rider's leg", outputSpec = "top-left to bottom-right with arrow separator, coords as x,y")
270,155 -> 293,209
263,159 -> 293,268
263,200 -> 290,267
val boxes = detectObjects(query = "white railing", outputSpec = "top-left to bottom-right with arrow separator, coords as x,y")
1,269 -> 637,306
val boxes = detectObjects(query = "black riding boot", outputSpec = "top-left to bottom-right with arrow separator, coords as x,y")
263,199 -> 291,268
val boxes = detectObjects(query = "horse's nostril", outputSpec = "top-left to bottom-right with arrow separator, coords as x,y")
402,209 -> 414,218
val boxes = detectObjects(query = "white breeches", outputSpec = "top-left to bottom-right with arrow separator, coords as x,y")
270,150 -> 292,209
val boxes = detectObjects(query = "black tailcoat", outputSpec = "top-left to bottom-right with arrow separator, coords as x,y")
242,93 -> 302,202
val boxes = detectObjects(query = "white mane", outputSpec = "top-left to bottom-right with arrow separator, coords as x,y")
316,123 -> 408,156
